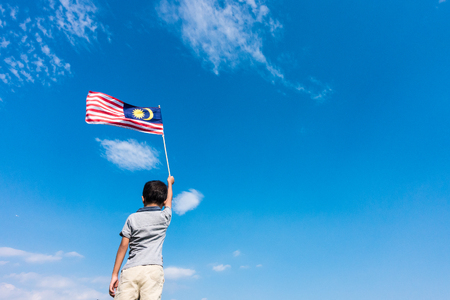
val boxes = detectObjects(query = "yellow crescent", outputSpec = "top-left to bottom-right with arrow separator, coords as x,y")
143,108 -> 154,121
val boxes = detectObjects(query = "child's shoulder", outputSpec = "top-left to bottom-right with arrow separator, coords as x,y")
126,207 -> 172,221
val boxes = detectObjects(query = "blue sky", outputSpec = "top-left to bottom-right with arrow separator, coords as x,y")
1,0 -> 450,299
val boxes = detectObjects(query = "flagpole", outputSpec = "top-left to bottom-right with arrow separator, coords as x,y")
159,105 -> 171,176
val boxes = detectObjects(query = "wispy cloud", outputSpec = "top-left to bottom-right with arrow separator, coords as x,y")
0,0 -> 109,93
157,0 -> 280,76
212,264 -> 231,272
8,4 -> 18,20
164,267 -> 196,280
172,189 -> 204,215
54,0 -> 108,45
157,0 -> 332,100
233,250 -> 240,257
0,247 -> 83,264
1,272 -> 108,300
63,251 -> 84,258
96,138 -> 160,171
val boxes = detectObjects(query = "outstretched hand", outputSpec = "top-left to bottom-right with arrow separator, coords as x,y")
167,176 -> 175,185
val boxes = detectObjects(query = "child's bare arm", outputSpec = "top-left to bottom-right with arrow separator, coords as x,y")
109,237 -> 129,297
164,176 -> 175,208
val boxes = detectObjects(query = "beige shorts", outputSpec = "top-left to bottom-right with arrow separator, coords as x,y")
114,265 -> 164,300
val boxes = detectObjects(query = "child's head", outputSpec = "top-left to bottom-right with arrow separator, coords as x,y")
142,180 -> 167,207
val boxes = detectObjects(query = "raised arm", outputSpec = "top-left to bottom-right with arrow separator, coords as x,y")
164,176 -> 175,208
109,237 -> 129,297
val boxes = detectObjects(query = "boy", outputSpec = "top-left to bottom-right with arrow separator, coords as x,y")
109,176 -> 175,300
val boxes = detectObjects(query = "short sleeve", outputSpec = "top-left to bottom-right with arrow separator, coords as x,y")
119,218 -> 132,238
162,207 -> 172,225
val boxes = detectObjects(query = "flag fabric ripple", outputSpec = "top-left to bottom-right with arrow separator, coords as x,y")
85,91 -> 164,135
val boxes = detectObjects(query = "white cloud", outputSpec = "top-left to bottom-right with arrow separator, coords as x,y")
439,0 -> 446,3
96,138 -> 160,171
55,0 -> 109,45
239,265 -> 249,269
0,73 -> 10,84
8,5 -> 18,20
41,44 -> 51,55
157,0 -> 332,100
64,251 -> 84,258
233,250 -> 240,257
0,0 -> 108,92
212,264 -> 230,272
157,0 -> 280,76
0,247 -> 83,264
173,189 -> 204,215
0,38 -> 10,48
0,247 -> 60,263
8,67 -> 21,80
1,272 -> 109,300
8,273 -> 73,289
0,261 -> 8,265
256,264 -> 262,267
19,17 -> 31,31
164,267 -> 196,280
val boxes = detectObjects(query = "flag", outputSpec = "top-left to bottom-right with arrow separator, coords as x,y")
85,91 -> 164,135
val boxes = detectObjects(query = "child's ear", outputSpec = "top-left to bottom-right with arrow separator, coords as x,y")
142,196 -> 145,204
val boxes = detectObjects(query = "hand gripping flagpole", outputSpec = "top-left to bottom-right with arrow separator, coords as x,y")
159,105 -> 171,176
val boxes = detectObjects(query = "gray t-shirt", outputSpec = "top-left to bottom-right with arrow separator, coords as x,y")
120,206 -> 172,270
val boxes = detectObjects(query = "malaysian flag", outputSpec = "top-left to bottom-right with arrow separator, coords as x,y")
86,91 -> 164,135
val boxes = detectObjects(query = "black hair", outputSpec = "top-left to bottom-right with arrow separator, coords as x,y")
142,180 -> 167,206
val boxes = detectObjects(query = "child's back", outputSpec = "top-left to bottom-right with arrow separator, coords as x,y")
109,176 -> 175,300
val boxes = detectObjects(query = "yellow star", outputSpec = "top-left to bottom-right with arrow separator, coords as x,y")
132,109 -> 145,119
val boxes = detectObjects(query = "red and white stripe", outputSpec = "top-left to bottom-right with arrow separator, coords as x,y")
85,91 -> 164,135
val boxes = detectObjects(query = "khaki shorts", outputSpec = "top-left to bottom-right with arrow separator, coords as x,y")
114,265 -> 164,300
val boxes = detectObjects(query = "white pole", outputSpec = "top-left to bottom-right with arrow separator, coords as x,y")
159,105 -> 171,176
